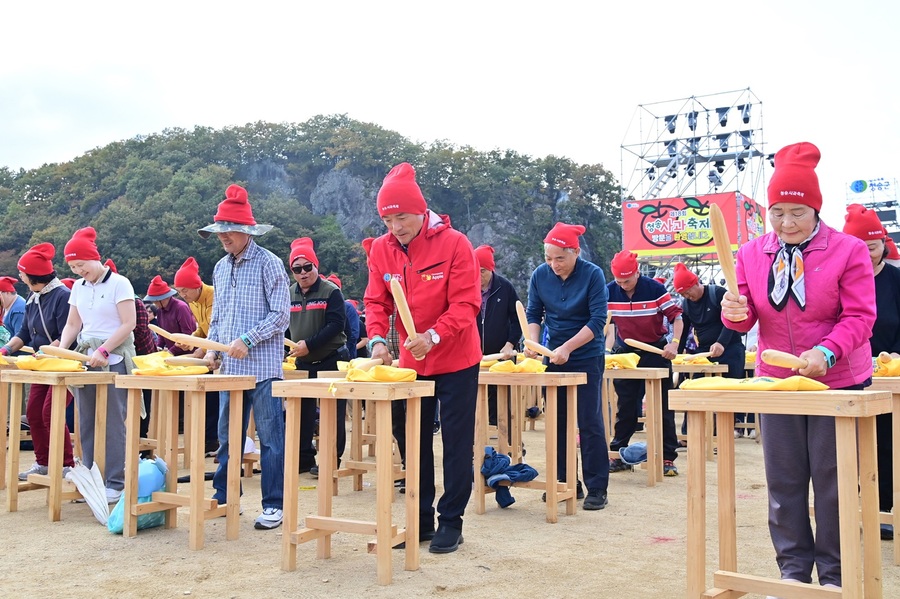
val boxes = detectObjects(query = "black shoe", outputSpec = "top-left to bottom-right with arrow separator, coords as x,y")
433,422 -> 441,435
429,524 -> 463,554
309,465 -> 319,478
542,480 -> 584,502
395,526 -> 435,549
583,490 -> 608,510
609,458 -> 631,473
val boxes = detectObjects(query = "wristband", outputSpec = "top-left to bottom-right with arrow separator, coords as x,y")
240,334 -> 253,348
367,335 -> 387,353
814,345 -> 836,368
0,346 -> 9,356
97,347 -> 110,359
672,338 -> 680,344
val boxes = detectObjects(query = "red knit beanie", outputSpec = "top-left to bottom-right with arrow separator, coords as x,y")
0,276 -> 16,293
377,163 -> 427,216
60,278 -> 76,290
174,257 -> 203,288
104,259 -> 117,273
653,277 -> 667,285
767,142 -> 823,212
842,204 -> 885,241
289,237 -> 318,268
214,184 -> 257,225
672,263 -> 699,292
887,236 -> 900,261
64,227 -> 101,262
17,242 -> 55,276
145,275 -> 176,301
544,222 -> 585,249
326,274 -> 342,289
474,245 -> 495,271
610,250 -> 639,278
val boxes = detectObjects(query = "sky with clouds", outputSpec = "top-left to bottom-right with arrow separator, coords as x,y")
2,1 -> 897,227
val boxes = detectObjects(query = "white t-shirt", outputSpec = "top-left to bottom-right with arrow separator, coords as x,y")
69,269 -> 135,339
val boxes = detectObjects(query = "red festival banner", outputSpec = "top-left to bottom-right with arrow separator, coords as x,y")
622,192 -> 766,257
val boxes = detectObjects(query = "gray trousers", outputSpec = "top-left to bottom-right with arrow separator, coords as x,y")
75,361 -> 128,491
760,413 -> 840,586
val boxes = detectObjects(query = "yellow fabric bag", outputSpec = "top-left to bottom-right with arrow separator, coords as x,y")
283,360 -> 297,370
345,365 -> 417,382
15,356 -> 85,372
487,358 -> 547,373
673,354 -> 713,365
480,359 -> 499,368
680,375 -> 828,391
874,355 -> 900,377
605,353 -> 640,370
131,350 -> 209,376
488,360 -> 517,373
745,351 -> 757,365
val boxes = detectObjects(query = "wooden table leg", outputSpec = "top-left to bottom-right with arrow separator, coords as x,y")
282,397 -> 301,571
160,390 -> 178,530
645,380 -> 661,486
6,382 -> 24,512
0,376 -> 8,491
545,386 -> 559,523
182,393 -> 192,470
94,383 -> 107,480
685,410 -> 706,598
48,384 -> 67,522
225,390 -> 242,541
858,415 -> 882,599
317,397 -> 336,559
375,400 -> 394,585
188,390 -> 206,550
564,384 -> 577,516
835,416 -> 864,598
404,396 -> 420,573
717,410 -> 736,573
350,398 -> 363,491
124,388 -> 142,537
473,383 -> 488,514
497,385 -> 510,457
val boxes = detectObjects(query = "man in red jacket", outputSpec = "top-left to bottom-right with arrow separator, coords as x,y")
364,163 -> 481,554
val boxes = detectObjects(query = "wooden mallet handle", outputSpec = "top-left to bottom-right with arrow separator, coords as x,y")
682,351 -> 712,360
389,278 -> 422,361
284,338 -> 299,349
167,333 -> 231,353
39,345 -> 91,362
709,203 -> 747,322
352,358 -> 383,371
482,353 -> 506,362
20,346 -> 35,354
761,349 -> 808,369
164,357 -> 211,366
148,324 -> 176,342
879,351 -> 894,363
524,339 -> 557,361
624,338 -> 666,355
515,301 -> 530,340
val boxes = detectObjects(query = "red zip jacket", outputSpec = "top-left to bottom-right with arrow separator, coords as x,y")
364,211 -> 482,375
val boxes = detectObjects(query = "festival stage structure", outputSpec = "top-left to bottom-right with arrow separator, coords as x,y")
619,88 -> 768,281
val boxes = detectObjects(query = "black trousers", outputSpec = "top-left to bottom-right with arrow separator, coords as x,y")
297,352 -> 347,470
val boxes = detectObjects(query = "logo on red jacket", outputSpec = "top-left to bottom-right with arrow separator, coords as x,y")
421,271 -> 445,281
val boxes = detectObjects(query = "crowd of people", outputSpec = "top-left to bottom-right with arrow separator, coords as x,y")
1,144 -> 897,581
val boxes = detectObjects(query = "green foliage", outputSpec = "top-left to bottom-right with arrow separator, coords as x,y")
0,116 -> 623,300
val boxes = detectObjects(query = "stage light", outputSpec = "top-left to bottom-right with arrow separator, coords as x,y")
767,153 -> 775,167
737,157 -> 747,172
708,170 -> 722,187
716,107 -> 729,127
740,130 -> 752,149
646,167 -> 656,181
666,140 -> 677,157
739,103 -> 751,124
688,137 -> 699,154
687,111 -> 698,131
714,160 -> 725,173
717,133 -> 730,153
686,160 -> 696,177
665,115 -> 677,134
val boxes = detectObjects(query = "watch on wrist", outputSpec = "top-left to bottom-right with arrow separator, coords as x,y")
426,328 -> 441,345
814,345 -> 836,368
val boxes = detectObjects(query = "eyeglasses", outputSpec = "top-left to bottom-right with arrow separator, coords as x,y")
291,263 -> 315,274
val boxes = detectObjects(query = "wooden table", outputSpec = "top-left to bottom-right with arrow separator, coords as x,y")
474,371 -> 586,522
669,388 -> 891,599
0,361 -> 15,491
116,374 -> 256,550
867,376 -> 900,565
672,362 -> 728,461
273,377 -> 434,586
4,369 -> 116,521
602,367 -> 669,486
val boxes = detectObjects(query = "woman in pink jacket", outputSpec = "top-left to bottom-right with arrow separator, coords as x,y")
722,142 -> 876,592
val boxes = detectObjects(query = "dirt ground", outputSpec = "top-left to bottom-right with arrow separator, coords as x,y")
2,415 -> 898,599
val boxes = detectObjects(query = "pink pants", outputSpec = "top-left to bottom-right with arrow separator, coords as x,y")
25,383 -> 75,467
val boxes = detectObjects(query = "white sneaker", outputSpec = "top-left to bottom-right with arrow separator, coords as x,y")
106,487 -> 123,503
748,429 -> 758,439
254,507 -> 283,530
733,429 -> 744,439
18,462 -> 48,481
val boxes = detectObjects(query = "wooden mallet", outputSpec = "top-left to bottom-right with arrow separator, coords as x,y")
709,203 -> 746,321
624,338 -> 666,355
760,349 -> 808,370
389,277 -> 423,360
39,345 -> 91,362
164,357 -> 211,366
516,301 -> 557,360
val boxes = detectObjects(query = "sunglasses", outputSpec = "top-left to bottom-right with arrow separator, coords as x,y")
291,263 -> 315,274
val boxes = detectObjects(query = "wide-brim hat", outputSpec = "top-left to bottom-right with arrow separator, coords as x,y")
197,221 -> 274,239
144,288 -> 178,302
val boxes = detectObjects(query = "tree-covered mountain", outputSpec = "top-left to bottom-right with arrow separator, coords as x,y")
0,114 -> 622,302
